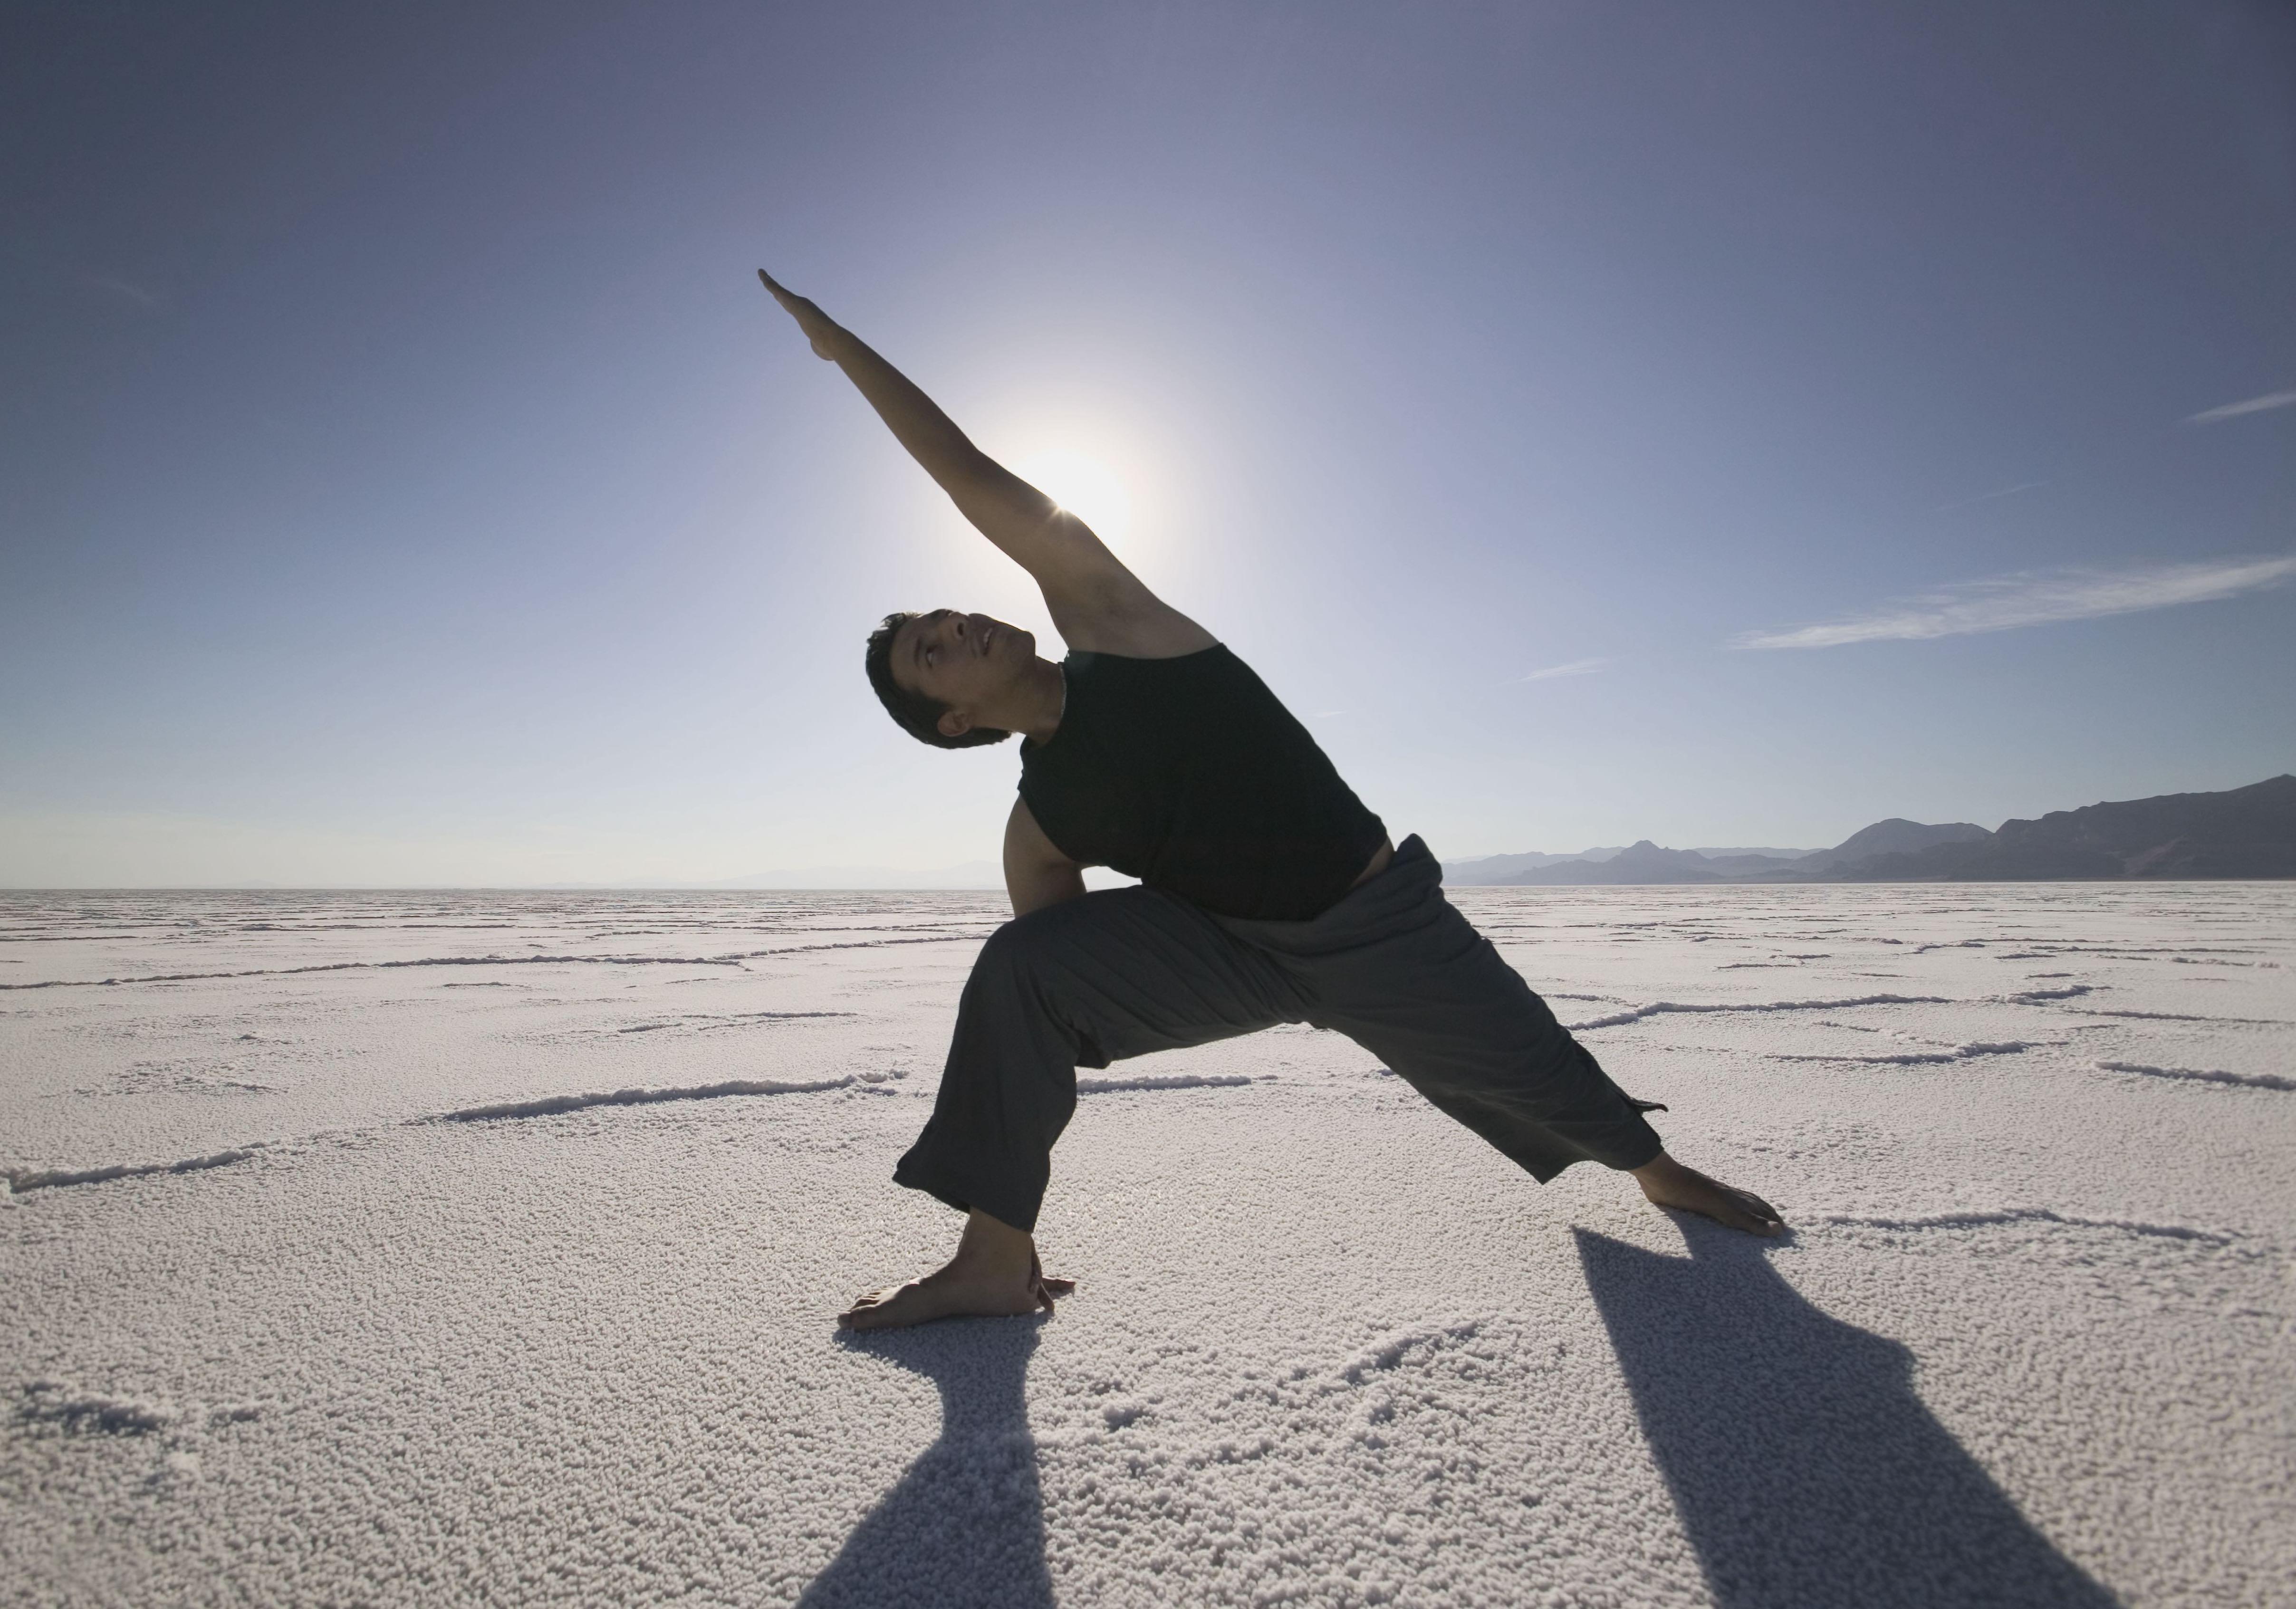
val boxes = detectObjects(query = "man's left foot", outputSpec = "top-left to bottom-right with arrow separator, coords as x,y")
1632,1152 -> 1785,1236
837,1259 -> 1072,1331
837,1209 -> 1076,1331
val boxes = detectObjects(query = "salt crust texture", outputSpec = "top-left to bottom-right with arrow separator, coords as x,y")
2,883 -> 2290,1608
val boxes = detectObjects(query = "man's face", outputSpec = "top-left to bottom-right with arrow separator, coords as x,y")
890,609 -> 1037,734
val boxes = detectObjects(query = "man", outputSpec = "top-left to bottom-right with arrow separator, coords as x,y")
756,270 -> 1783,1333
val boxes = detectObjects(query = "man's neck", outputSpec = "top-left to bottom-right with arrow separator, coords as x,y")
990,656 -> 1067,746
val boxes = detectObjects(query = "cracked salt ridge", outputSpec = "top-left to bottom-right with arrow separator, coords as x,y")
437,1070 -> 1255,1124
1816,1207 -> 2237,1245
16,1382 -> 266,1437
2077,1008 -> 2289,1025
17,1382 -> 177,1435
1075,1074 -> 1254,1094
9,1075 -> 898,1189
1566,984 -> 2101,1033
614,1010 -> 857,1034
2096,1061 -> 2296,1093
436,1074 -> 887,1121
0,932 -> 988,991
15,1067 -> 1262,1157
5,1146 -> 263,1194
1337,1318 -> 1484,1384
1564,992 -> 1949,1030
1777,1040 -> 2034,1066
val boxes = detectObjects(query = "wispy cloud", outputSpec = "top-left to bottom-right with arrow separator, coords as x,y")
2186,389 -> 2296,425
86,273 -> 164,311
1931,480 -> 2047,514
1732,554 -> 2296,651
1516,657 -> 1611,681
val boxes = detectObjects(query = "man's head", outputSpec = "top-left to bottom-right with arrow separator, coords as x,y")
864,608 -> 1037,748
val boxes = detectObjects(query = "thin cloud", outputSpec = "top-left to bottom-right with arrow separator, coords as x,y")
2186,390 -> 2296,425
86,273 -> 163,311
1732,554 -> 2296,651
1516,657 -> 1611,681
1931,480 -> 2047,514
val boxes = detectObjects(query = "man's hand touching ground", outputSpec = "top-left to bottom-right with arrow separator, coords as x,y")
1632,1151 -> 1786,1236
757,268 -> 845,359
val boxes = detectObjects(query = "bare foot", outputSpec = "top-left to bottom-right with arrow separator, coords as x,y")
838,1209 -> 1076,1331
1632,1151 -> 1786,1237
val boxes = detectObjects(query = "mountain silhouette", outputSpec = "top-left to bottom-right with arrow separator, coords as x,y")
1446,776 -> 2295,885
1827,775 -> 2296,881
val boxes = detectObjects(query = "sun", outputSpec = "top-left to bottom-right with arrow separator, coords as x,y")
1013,449 -> 1134,546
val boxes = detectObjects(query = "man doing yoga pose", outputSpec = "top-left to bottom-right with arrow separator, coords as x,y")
756,270 -> 1784,1332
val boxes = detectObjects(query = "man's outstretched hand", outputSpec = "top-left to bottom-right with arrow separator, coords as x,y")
757,268 -> 844,360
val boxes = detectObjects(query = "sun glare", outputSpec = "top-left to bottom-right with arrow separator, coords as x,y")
1014,450 -> 1134,546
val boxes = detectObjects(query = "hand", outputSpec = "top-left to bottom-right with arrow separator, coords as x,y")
757,268 -> 844,360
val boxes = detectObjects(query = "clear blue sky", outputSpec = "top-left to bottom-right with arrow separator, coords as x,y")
4,0 -> 2292,885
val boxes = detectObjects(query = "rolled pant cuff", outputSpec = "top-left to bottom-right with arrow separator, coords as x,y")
1519,1109 -> 1666,1182
1607,1118 -> 1666,1174
892,1151 -> 1042,1235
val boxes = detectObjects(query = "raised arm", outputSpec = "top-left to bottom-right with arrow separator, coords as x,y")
759,269 -> 1211,657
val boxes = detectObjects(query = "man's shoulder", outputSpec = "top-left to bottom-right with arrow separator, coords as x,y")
1063,642 -> 1230,673
1050,592 -> 1220,659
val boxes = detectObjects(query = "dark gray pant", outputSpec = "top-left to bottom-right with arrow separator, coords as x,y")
894,835 -> 1664,1232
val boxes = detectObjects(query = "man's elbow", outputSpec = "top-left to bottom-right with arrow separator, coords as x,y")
943,449 -> 1031,505
1007,864 -> 1086,919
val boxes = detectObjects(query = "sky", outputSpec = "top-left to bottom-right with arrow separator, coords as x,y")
3,0 -> 2292,886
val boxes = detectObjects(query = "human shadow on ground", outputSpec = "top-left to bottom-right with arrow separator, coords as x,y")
1576,1227 -> 2119,1609
795,1317 -> 1054,1609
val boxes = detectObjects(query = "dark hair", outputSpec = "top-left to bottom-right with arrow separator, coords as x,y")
864,612 -> 1013,749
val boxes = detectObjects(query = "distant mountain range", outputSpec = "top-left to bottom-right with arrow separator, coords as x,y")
1443,776 -> 2296,885
571,777 -> 2294,891
548,862 -> 1005,891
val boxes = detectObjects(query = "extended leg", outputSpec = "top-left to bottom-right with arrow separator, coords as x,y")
1286,897 -> 1668,1179
1231,838 -> 1784,1235
1331,946 -> 1784,1233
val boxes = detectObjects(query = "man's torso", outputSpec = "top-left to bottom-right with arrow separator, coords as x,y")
1017,645 -> 1387,921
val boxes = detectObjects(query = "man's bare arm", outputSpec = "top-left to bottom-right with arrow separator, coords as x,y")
1003,799 -> 1088,917
759,270 -> 1212,657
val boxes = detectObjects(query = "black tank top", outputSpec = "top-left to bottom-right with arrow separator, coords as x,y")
1017,645 -> 1387,921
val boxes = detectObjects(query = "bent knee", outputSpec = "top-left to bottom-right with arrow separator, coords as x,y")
974,903 -> 1078,978
973,887 -> 1170,981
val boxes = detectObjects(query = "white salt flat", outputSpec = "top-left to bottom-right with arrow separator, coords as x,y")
3,884 -> 2289,1607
